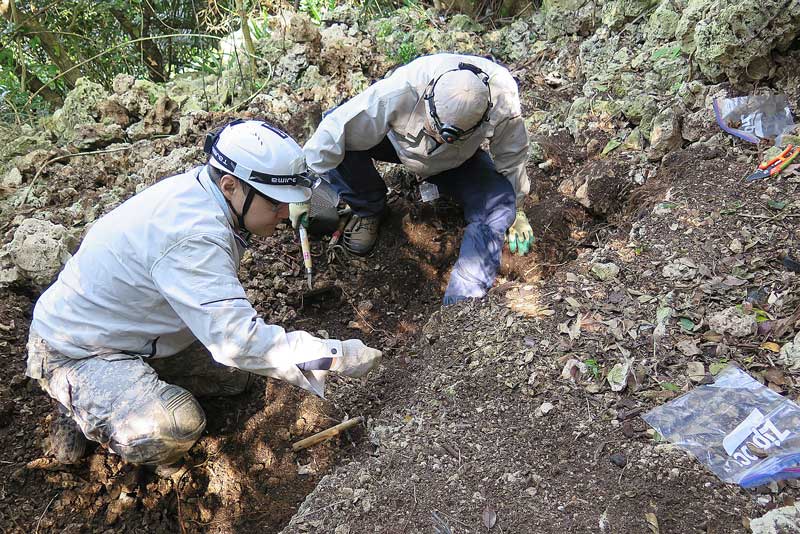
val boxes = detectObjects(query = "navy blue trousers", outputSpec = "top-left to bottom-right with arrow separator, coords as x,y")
325,137 -> 516,305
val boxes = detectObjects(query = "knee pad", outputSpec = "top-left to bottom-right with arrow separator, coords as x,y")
111,384 -> 206,465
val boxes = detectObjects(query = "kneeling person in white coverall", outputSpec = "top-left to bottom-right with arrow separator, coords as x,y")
26,120 -> 381,468
298,53 -> 535,305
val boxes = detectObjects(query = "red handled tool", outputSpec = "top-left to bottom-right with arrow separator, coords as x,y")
746,144 -> 800,182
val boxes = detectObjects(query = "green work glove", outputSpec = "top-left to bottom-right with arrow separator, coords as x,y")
289,202 -> 310,229
506,209 -> 534,256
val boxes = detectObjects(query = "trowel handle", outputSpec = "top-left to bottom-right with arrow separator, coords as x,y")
299,226 -> 313,273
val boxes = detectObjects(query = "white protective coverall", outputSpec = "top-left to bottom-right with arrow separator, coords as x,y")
304,53 -> 531,206
27,167 -> 338,464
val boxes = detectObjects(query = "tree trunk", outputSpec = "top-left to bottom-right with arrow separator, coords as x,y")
110,7 -> 166,82
235,0 -> 258,78
1,1 -> 80,88
10,54 -> 64,107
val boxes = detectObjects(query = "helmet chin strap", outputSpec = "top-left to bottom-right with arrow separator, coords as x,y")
228,184 -> 257,233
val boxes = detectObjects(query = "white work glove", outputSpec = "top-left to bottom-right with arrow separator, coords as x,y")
506,209 -> 534,256
332,340 -> 382,378
289,202 -> 310,230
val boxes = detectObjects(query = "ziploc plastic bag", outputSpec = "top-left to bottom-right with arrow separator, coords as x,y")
643,365 -> 800,488
713,94 -> 795,145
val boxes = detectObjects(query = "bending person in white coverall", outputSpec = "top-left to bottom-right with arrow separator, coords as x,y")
27,120 -> 381,468
296,53 -> 535,305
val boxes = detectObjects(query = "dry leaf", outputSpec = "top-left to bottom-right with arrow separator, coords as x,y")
764,367 -> 786,386
687,361 -> 705,383
644,512 -> 660,534
482,505 -> 497,529
607,359 -> 632,392
722,276 -> 747,287
677,339 -> 701,357
761,341 -> 780,353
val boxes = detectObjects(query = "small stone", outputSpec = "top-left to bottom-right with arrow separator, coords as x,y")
1,166 -> 22,189
536,402 -> 554,417
708,306 -> 758,338
591,262 -> 620,281
610,452 -> 627,467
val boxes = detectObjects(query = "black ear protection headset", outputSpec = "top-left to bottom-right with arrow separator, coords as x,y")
423,62 -> 493,144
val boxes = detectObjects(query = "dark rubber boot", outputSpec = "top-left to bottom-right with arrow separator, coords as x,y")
343,214 -> 382,256
48,412 -> 88,464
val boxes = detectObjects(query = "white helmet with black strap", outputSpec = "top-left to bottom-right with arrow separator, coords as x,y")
204,119 -> 315,228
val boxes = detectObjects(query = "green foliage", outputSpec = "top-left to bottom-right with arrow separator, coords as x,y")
651,44 -> 682,61
584,359 -> 601,379
300,0 -> 338,23
391,41 -> 419,64
0,46 -> 60,119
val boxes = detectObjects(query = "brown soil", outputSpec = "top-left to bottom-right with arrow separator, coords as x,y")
3,67 -> 800,534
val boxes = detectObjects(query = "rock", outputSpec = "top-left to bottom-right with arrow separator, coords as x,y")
601,0 -> 655,30
558,177 -> 577,196
97,99 -> 132,128
750,504 -> 800,534
778,332 -> 800,370
1,166 -> 23,190
112,74 -> 136,95
609,452 -> 627,467
0,124 -> 53,168
661,257 -> 698,280
676,0 -> 800,83
571,160 -> 626,216
535,402 -> 554,417
591,262 -> 620,281
486,20 -> 539,63
644,3 -> 681,43
139,147 -> 206,186
72,123 -> 126,150
127,95 -> 178,141
0,249 -> 21,285
3,219 -> 74,286
681,108 -> 715,143
708,306 -> 757,338
542,0 -> 599,38
648,107 -> 683,160
49,78 -> 109,140
622,128 -> 645,151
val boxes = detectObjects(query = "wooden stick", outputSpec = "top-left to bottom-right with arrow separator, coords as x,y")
291,417 -> 364,452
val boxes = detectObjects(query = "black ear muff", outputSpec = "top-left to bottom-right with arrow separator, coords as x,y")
203,132 -> 217,155
440,128 -> 459,144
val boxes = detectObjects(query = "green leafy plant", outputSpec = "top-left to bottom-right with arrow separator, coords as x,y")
391,41 -> 418,65
584,359 -> 601,379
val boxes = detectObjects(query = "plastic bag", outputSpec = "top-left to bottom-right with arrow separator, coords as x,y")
713,94 -> 795,145
643,365 -> 800,488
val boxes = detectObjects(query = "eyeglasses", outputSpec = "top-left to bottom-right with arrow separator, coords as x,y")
251,189 -> 285,212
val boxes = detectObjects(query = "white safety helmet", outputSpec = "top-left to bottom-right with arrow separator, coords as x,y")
204,119 -> 314,203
